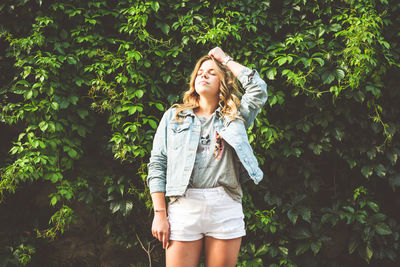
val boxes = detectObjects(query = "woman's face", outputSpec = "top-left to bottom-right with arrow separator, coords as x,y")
194,60 -> 221,99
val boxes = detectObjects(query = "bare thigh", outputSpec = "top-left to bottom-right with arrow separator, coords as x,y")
166,239 -> 203,267
204,236 -> 242,267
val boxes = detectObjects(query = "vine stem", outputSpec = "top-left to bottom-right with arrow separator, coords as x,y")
136,233 -> 153,267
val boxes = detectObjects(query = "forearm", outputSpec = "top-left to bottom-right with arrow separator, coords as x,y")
225,60 -> 245,77
150,191 -> 169,249
151,191 -> 167,217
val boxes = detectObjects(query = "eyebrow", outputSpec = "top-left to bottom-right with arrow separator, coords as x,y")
198,68 -> 215,71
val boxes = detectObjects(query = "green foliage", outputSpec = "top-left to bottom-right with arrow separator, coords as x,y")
12,244 -> 35,266
0,0 -> 399,265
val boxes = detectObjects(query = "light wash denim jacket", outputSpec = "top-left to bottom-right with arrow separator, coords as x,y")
147,67 -> 268,196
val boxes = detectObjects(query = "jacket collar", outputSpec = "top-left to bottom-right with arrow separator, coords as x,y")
179,108 -> 195,117
179,107 -> 222,118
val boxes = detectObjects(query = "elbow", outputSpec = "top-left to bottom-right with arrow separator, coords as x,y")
147,159 -> 167,190
147,178 -> 166,194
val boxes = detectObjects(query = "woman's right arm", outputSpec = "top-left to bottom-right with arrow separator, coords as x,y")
147,110 -> 169,194
147,110 -> 171,248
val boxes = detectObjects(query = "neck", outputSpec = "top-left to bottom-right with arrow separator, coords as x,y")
196,96 -> 218,116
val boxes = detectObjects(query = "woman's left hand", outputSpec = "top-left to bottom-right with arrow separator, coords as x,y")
208,47 -> 228,63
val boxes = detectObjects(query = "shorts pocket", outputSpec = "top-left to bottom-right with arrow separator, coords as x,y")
218,189 -> 237,204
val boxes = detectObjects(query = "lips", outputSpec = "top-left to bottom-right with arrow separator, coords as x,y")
198,81 -> 208,85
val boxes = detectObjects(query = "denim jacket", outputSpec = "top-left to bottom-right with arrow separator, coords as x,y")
147,67 -> 268,196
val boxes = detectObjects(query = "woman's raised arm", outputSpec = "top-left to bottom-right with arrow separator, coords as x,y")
208,47 -> 268,129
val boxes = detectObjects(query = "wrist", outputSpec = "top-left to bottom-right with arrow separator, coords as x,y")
155,212 -> 167,219
154,208 -> 167,217
222,55 -> 233,66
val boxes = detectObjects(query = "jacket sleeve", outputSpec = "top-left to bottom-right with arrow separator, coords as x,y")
237,67 -> 268,129
146,110 -> 169,194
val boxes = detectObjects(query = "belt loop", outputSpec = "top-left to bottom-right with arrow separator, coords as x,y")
216,186 -> 223,196
183,188 -> 187,197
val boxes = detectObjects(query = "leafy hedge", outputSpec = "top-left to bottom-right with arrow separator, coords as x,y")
1,0 -> 399,266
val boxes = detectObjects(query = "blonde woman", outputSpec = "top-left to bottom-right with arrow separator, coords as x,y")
147,47 -> 268,266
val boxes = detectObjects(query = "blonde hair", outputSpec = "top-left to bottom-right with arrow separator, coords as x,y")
171,55 -> 243,122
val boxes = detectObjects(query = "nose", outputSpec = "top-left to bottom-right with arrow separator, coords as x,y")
200,72 -> 208,79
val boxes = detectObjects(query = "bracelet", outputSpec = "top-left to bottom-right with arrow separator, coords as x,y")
222,55 -> 233,66
154,208 -> 166,212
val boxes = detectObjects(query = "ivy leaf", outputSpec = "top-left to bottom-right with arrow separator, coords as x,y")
39,121 -> 48,132
266,68 -> 277,80
369,213 -> 387,223
365,245 -> 373,263
298,206 -> 312,223
361,166 -> 373,178
67,56 -> 77,65
375,164 -> 386,177
367,201 -> 379,212
313,57 -> 324,66
287,209 -> 298,225
295,242 -> 310,255
77,109 -> 89,119
50,196 -> 58,206
389,174 -> 400,189
45,172 -> 62,183
151,1 -> 160,12
292,227 -> 312,239
348,236 -> 359,254
375,222 -> 392,235
25,90 -> 33,99
77,126 -> 86,137
136,90 -> 144,99
148,119 -> 157,129
329,23 -> 342,32
67,148 -> 79,159
155,103 -> 164,111
322,71 -> 335,84
110,201 -> 120,213
254,244 -> 269,257
162,74 -> 171,83
51,102 -> 59,110
277,57 -> 287,66
156,21 -> 170,35
311,240 -> 322,255
124,201 -> 133,216
70,96 -> 79,105
335,69 -> 345,81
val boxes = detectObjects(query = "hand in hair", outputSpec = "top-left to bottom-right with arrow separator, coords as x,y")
208,47 -> 228,63
208,47 -> 245,77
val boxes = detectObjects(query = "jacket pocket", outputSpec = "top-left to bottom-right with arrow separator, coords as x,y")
167,122 -> 190,150
170,123 -> 190,133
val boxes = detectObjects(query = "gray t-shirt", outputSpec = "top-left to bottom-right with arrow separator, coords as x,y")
188,113 -> 242,202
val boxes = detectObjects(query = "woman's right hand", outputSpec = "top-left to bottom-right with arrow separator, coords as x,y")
152,212 -> 170,249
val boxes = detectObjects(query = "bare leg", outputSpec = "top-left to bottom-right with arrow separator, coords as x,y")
204,236 -> 242,267
166,239 -> 203,267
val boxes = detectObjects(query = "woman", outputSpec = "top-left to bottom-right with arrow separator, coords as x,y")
147,47 -> 268,266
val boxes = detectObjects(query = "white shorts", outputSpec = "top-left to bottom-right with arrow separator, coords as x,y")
167,187 -> 246,241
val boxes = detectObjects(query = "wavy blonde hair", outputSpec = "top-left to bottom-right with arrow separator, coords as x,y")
171,55 -> 243,122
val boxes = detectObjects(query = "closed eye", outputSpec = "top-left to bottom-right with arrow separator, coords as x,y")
197,69 -> 216,76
